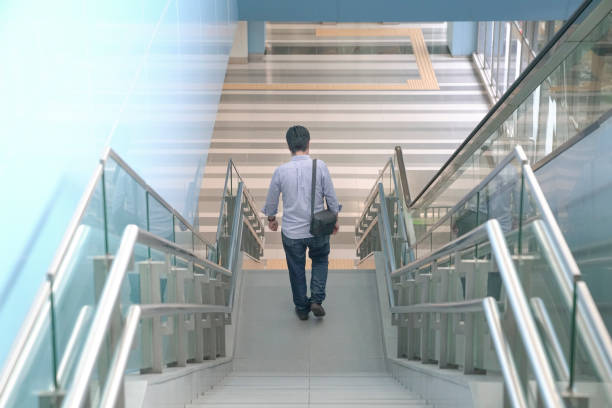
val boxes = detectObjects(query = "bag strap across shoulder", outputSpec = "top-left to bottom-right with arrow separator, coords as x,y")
311,159 -> 317,219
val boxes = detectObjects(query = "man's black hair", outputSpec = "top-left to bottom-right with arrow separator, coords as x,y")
286,125 -> 310,154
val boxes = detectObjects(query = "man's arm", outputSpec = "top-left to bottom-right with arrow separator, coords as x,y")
262,168 -> 281,231
320,162 -> 341,234
320,162 -> 340,212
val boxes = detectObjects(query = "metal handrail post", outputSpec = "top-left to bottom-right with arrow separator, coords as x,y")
377,183 -> 398,308
227,183 -> 245,311
216,160 -> 233,245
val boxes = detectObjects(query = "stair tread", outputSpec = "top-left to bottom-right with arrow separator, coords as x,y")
189,404 -> 431,407
195,374 -> 426,406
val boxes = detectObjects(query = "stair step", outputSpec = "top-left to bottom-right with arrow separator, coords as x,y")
189,404 -> 431,407
192,374 -> 430,407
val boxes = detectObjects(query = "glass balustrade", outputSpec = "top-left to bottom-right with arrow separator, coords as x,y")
0,149 -> 240,407
411,11 -> 612,238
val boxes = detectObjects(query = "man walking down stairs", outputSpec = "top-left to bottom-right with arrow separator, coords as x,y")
191,267 -> 431,407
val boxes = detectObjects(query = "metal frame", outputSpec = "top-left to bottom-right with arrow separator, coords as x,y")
63,225 -> 234,408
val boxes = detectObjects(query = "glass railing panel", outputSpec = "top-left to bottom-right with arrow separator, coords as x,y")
79,241 -> 149,407
502,303 -> 540,406
103,157 -> 148,256
413,139 -> 499,236
411,10 -> 612,227
217,192 -> 234,269
571,285 -> 612,406
2,177 -> 109,407
148,196 -> 174,244
461,234 -> 550,404
519,176 -> 612,403
173,215 -> 193,253
511,223 -> 573,383
2,315 -> 56,408
52,231 -> 108,392
2,222 -> 108,406
104,157 -> 150,315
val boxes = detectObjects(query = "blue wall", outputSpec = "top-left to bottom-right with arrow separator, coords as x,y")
0,0 -> 237,368
237,0 -> 584,22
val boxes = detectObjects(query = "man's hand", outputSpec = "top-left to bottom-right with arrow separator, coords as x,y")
332,221 -> 340,235
268,219 -> 279,231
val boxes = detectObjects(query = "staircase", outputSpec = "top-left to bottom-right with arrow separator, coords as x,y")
190,373 -> 430,407
191,268 -> 431,407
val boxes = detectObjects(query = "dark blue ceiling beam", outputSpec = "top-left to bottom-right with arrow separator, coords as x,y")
237,0 -> 584,22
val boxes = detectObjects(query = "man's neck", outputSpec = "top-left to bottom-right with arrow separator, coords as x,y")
293,151 -> 309,156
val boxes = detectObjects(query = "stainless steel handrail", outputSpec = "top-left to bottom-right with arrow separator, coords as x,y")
531,221 -> 612,383
365,159 -> 393,206
56,306 -> 93,388
393,296 -> 527,408
483,297 -> 528,408
393,143 -> 612,379
217,160 -> 264,237
392,219 -> 493,278
0,147 -> 218,398
215,160 -> 264,263
0,156 -> 106,398
99,305 -> 141,408
98,302 -> 233,408
355,216 -> 379,251
530,297 -> 570,381
62,225 -> 234,408
390,219 -> 563,408
357,149 -> 412,263
391,298 -> 496,314
383,143 -> 612,402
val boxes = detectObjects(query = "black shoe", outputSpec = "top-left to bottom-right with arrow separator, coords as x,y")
295,308 -> 309,320
311,303 -> 326,317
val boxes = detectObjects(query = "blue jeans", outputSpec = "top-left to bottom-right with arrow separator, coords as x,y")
281,233 -> 330,312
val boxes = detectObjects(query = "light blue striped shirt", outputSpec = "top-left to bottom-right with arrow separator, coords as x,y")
262,155 -> 341,239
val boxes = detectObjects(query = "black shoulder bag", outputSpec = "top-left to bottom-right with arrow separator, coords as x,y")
310,159 -> 337,236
